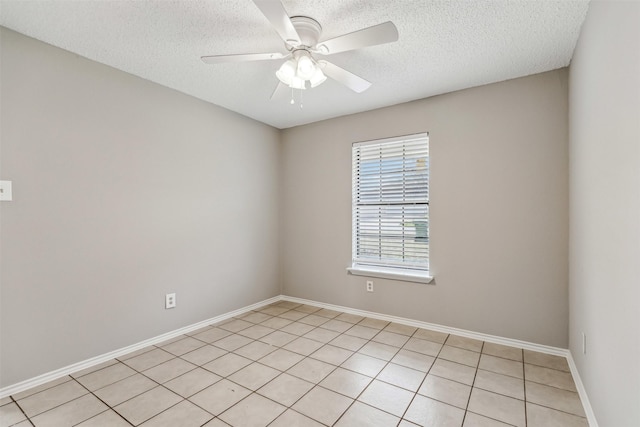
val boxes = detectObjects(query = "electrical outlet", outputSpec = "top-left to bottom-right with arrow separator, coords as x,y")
582,332 -> 587,355
366,280 -> 374,292
165,293 -> 176,309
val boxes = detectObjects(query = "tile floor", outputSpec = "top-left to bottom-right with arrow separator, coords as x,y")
0,301 -> 589,427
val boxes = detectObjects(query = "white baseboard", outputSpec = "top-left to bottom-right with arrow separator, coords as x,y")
566,351 -> 599,427
1,293 -> 598,427
0,295 -> 280,399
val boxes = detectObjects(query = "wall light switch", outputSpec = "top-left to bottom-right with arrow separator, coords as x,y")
0,181 -> 12,201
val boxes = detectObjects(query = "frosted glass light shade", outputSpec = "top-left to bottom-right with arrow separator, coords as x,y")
276,59 -> 296,85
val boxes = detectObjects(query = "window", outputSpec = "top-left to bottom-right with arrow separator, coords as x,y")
348,133 -> 432,283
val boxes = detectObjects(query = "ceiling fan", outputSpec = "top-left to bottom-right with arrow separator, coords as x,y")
201,0 -> 399,98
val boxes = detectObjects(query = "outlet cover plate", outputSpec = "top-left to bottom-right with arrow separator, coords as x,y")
165,293 -> 176,309
0,181 -> 12,201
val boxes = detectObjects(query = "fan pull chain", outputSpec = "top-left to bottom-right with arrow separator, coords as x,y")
300,88 -> 303,109
290,87 -> 295,105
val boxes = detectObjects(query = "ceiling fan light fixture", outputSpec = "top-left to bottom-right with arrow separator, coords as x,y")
296,54 -> 316,80
290,76 -> 306,90
310,67 -> 326,88
276,58 -> 296,85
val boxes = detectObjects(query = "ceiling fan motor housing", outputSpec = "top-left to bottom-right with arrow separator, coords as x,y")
289,16 -> 322,49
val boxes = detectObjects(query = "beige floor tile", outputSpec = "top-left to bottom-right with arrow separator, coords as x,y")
258,348 -> 304,371
143,358 -> 197,384
202,353 -> 252,377
302,328 -> 340,344
76,409 -> 132,426
430,359 -> 477,386
93,373 -> 157,407
219,393 -> 286,427
404,394 -> 465,427
233,340 -> 277,361
121,348 -> 175,372
237,325 -> 275,340
11,421 -> 33,427
341,353 -> 388,377
160,336 -> 206,356
283,337 -> 325,356
114,386 -> 182,426
320,319 -> 354,333
344,325 -> 380,340
525,381 -> 585,416
439,346 -> 481,367
467,388 -> 525,427
278,310 -> 309,321
293,304 -> 321,314
71,360 -> 119,379
391,349 -> 435,372
140,400 -> 213,427
76,362 -> 136,391
335,313 -> 365,324
462,412 -> 513,427
478,354 -> 523,379
383,323 -> 418,336
17,379 -> 88,417
298,314 -> 330,327
287,357 -> 336,383
315,308 -> 342,319
524,364 -> 577,391
30,394 -> 108,427
445,335 -> 483,352
269,409 -> 324,427
526,402 -> 589,427
163,368 -> 221,398
228,362 -> 280,390
398,420 -> 421,427
0,396 -> 12,406
403,338 -> 442,357
413,328 -> 449,344
213,334 -> 254,352
191,327 -> 232,344
309,344 -> 354,366
358,341 -> 400,361
280,322 -> 315,336
481,343 -> 522,362
218,319 -> 253,333
373,331 -> 411,348
330,334 -> 369,352
0,402 -> 27,426
118,346 -> 156,361
155,335 -> 188,347
418,375 -> 471,409
202,418 -> 231,427
260,306 -> 291,316
275,300 -> 302,309
259,331 -> 297,347
335,401 -> 400,426
377,363 -> 426,392
474,369 -> 524,400
292,386 -> 353,426
188,379 -> 251,416
319,367 -> 372,398
240,312 -> 273,324
11,375 -> 72,401
523,350 -> 570,372
358,317 -> 390,330
358,380 -> 415,417
180,345 -> 227,365
261,316 -> 293,329
257,373 -> 314,406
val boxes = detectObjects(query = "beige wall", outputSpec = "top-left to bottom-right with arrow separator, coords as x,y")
569,1 -> 640,425
0,28 -> 281,387
281,69 -> 569,347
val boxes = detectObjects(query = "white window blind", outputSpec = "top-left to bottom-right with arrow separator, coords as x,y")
352,133 -> 429,272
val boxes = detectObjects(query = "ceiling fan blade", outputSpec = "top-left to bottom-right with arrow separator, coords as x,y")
317,21 -> 398,55
270,81 -> 288,100
253,0 -> 300,45
320,61 -> 372,93
201,52 -> 284,64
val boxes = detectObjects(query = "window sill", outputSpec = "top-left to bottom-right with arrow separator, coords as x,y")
347,265 -> 434,284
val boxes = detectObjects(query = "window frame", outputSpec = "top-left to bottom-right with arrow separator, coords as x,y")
347,133 -> 433,284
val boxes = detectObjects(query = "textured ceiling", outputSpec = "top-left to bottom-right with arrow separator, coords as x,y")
0,0 -> 589,129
